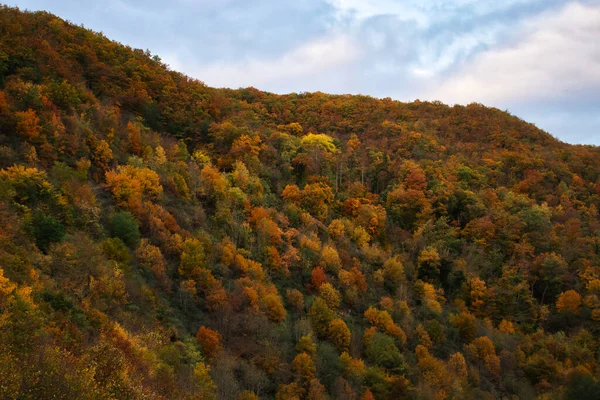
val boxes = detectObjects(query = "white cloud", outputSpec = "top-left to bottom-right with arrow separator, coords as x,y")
326,0 -> 429,26
429,2 -> 600,105
326,0 -> 537,26
409,23 -> 503,78
416,0 -> 538,17
189,34 -> 361,88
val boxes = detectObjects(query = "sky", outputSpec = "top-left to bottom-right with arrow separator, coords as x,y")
5,0 -> 600,145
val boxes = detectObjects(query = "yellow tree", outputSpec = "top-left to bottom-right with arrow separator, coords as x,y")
556,290 -> 582,314
105,165 -> 162,211
415,345 -> 452,400
448,352 -> 468,379
300,132 -> 338,173
91,139 -> 113,172
465,336 -> 500,376
339,352 -> 365,384
319,283 -> 341,310
194,362 -> 217,400
467,276 -> 488,316
296,335 -> 317,357
263,292 -> 287,323
328,319 -> 351,351
292,352 -> 316,384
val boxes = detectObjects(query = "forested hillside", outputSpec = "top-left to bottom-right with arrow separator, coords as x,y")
2,5 -> 600,399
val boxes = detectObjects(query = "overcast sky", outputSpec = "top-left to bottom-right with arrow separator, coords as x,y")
6,0 -> 600,145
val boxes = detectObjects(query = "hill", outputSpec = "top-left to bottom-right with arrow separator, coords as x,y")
1,5 -> 600,399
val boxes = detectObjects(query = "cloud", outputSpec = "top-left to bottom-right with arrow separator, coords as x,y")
189,34 -> 361,89
326,0 -> 429,26
429,2 -> 600,105
408,23 -> 504,78
325,0 -> 549,27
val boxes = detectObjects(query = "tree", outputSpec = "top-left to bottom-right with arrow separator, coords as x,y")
293,352 -> 316,383
418,246 -> 441,278
30,212 -> 65,252
286,289 -> 305,312
0,267 -> 16,304
328,319 -> 351,351
355,203 -> 387,237
238,391 -> 259,400
415,345 -> 452,399
339,352 -> 366,385
231,134 -> 262,170
309,297 -> 334,338
361,389 -> 375,400
194,362 -> 217,400
179,237 -> 207,277
300,133 -> 337,174
296,335 -> 317,357
531,252 -> 568,304
328,219 -> 346,239
382,256 -> 404,285
282,184 -> 302,204
565,366 -> 600,400
276,382 -> 304,400
311,267 -> 327,290
107,211 -> 140,248
556,290 -> 582,314
263,293 -> 287,323
136,239 -> 169,290
386,186 -> 430,229
300,183 -> 334,220
449,311 -> 477,342
465,336 -> 500,376
364,332 -> 405,373
321,245 -> 341,273
498,319 -> 515,334
199,164 -> 229,198
101,237 -> 130,264
15,108 -> 41,141
364,307 -> 406,345
196,326 -> 223,360
91,139 -> 113,172
467,276 -> 488,315
415,324 -> 433,349
319,283 -> 341,310
0,165 -> 56,207
126,121 -> 142,155
448,352 -> 468,379
105,165 -> 162,210
307,379 -> 328,400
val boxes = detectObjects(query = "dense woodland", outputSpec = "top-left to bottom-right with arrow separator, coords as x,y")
1,5 -> 600,399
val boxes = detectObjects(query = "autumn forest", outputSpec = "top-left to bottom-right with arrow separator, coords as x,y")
1,5 -> 600,400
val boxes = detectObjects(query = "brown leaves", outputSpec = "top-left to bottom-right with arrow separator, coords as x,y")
196,326 -> 223,360
15,109 -> 41,141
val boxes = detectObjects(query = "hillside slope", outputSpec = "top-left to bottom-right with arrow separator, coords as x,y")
1,5 -> 600,399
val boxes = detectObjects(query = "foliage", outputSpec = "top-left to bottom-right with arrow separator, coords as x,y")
107,211 -> 140,247
0,6 -> 599,398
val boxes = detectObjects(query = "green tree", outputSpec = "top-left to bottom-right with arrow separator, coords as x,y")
107,211 -> 140,248
30,212 -> 66,252
365,332 -> 405,373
